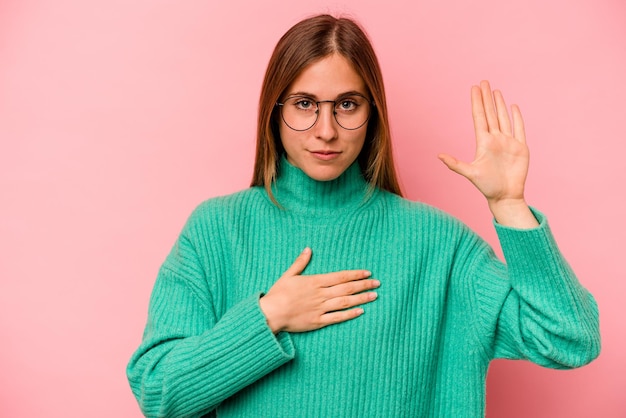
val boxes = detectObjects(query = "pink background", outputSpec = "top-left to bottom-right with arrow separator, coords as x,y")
1,0 -> 624,416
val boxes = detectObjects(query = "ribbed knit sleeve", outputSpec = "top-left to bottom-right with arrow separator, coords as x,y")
126,207 -> 295,418
467,209 -> 600,368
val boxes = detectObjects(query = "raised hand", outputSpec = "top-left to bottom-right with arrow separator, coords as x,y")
438,80 -> 538,228
259,247 -> 379,333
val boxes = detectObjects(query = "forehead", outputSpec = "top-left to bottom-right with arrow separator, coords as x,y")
286,53 -> 366,98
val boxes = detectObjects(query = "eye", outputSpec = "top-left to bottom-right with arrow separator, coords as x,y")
292,97 -> 316,111
336,98 -> 359,112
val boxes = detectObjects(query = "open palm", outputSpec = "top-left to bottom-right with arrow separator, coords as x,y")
439,80 -> 529,204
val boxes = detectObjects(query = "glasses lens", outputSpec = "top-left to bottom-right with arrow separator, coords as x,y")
334,95 -> 370,130
280,97 -> 319,131
280,95 -> 371,131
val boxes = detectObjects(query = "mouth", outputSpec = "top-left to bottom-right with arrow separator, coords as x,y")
309,150 -> 342,161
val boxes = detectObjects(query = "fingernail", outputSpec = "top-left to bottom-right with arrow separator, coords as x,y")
302,247 -> 311,254
364,270 -> 372,277
369,292 -> 378,300
372,280 -> 381,287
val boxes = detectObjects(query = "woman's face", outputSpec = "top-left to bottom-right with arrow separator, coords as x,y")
278,53 -> 369,182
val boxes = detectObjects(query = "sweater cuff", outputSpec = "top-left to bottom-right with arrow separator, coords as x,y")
491,207 -> 581,297
162,292 -> 296,412
221,292 -> 295,368
492,207 -> 556,265
492,206 -> 545,231
249,292 -> 295,359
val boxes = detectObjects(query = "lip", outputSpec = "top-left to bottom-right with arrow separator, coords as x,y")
309,150 -> 341,161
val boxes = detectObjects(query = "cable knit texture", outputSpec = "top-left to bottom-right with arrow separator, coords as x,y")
127,157 -> 600,417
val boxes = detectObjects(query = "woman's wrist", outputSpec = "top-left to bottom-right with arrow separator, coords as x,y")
259,295 -> 284,334
487,198 -> 539,229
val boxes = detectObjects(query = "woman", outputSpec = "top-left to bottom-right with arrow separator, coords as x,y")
127,14 -> 600,417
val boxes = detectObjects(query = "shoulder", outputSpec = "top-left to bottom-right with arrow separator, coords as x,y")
376,191 -> 487,250
379,191 -> 468,227
189,187 -> 265,218
179,187 -> 266,236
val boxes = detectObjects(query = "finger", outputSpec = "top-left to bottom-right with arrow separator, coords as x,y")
323,292 -> 378,312
471,85 -> 489,139
494,90 -> 512,136
282,247 -> 312,277
324,278 -> 381,298
318,269 -> 372,287
319,307 -> 364,326
511,104 -> 526,144
479,80 -> 500,132
438,153 -> 473,179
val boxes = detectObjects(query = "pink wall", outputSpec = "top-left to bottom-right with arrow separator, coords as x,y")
1,0 -> 624,416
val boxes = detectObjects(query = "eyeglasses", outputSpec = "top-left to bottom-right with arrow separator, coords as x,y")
276,94 -> 373,131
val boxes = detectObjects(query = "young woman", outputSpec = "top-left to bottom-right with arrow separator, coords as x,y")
127,14 -> 600,417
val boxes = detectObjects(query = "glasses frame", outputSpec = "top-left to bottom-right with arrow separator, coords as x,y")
276,93 -> 375,132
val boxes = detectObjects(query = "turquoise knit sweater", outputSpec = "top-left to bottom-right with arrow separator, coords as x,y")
127,157 -> 600,417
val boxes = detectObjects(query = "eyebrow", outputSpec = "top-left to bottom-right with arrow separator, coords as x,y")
285,90 -> 367,100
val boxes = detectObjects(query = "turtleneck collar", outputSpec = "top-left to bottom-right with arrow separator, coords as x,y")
271,155 -> 376,216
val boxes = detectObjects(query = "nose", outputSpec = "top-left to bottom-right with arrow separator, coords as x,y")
313,102 -> 338,141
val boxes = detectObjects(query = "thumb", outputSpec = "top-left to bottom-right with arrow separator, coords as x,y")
283,247 -> 312,277
438,153 -> 471,178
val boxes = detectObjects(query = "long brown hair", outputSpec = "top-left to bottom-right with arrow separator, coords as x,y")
251,14 -> 402,201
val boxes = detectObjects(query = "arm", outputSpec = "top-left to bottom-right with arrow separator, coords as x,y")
126,230 -> 295,418
467,212 -> 600,367
441,81 -> 600,365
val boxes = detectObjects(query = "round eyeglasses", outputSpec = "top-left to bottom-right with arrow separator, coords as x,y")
276,94 -> 373,131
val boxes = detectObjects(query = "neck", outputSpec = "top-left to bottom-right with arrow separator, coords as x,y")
271,155 -> 374,216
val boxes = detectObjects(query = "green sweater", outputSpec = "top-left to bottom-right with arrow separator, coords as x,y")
127,157 -> 600,417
